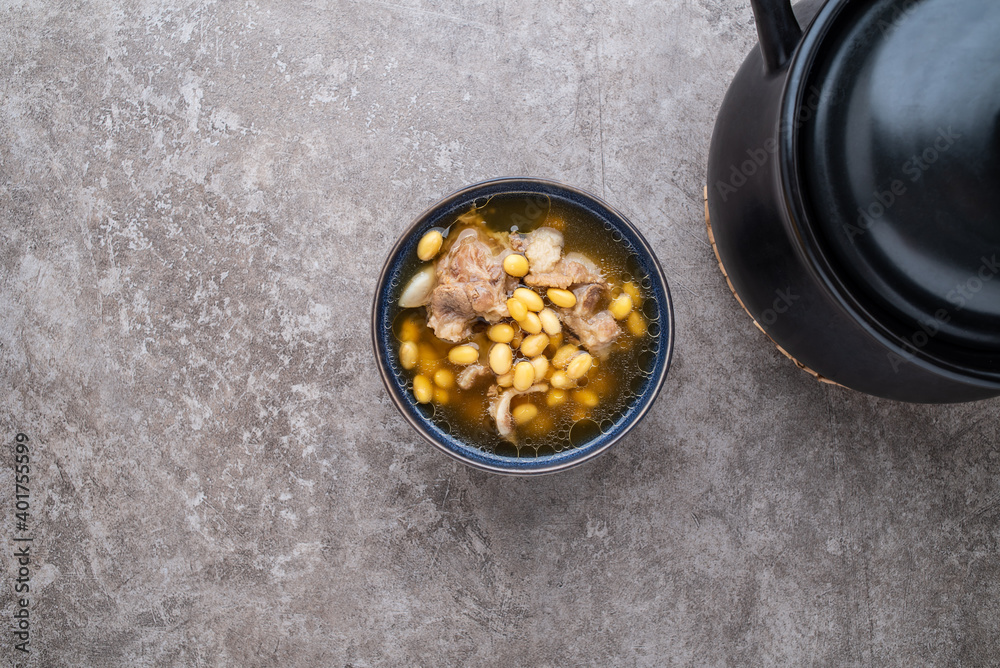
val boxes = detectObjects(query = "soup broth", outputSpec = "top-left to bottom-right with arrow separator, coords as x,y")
389,193 -> 660,458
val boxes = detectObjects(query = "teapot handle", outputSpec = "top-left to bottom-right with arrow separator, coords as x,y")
750,0 -> 803,73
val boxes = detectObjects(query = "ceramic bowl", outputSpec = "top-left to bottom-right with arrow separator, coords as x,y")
371,178 -> 674,474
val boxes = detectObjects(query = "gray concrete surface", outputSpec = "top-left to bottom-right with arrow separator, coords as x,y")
1,1 -> 998,666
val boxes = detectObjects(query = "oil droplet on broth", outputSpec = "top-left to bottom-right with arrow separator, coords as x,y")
535,444 -> 557,457
642,298 -> 659,321
637,350 -> 657,374
494,442 -> 519,458
570,419 -> 602,448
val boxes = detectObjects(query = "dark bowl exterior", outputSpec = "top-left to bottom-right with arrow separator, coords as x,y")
372,178 -> 674,475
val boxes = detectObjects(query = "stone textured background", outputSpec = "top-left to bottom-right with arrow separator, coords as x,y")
1,0 -> 997,665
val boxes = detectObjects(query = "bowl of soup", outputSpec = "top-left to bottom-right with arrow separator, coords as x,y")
372,178 -> 674,474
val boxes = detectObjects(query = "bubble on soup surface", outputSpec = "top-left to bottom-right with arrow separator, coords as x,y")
637,350 -> 657,374
569,419 -> 602,447
648,322 -> 661,338
611,230 -> 623,242
494,442 -> 519,458
416,402 -> 435,419
642,299 -> 659,321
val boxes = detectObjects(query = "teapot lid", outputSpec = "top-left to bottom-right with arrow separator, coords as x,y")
794,0 -> 1000,360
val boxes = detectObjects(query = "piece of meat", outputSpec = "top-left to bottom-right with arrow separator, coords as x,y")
573,283 -> 606,317
562,310 -> 620,355
427,285 -> 477,342
426,230 -> 514,342
510,227 -> 564,273
488,383 -> 548,440
457,363 -> 491,390
436,229 -> 501,285
559,283 -> 621,355
524,258 -> 602,289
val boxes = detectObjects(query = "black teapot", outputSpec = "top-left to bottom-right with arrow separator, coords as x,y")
706,0 -> 1000,402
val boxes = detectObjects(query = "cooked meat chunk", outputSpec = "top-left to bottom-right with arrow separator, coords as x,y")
573,283 -> 606,316
457,363 -> 492,390
524,258 -> 602,289
559,283 -> 621,355
426,285 -> 483,342
510,227 -> 564,273
488,383 -> 548,439
436,229 -> 502,285
563,310 -> 620,354
426,230 -> 514,342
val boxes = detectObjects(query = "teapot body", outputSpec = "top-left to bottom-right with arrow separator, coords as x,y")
706,0 -> 1000,402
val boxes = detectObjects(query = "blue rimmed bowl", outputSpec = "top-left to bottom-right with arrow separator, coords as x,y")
372,178 -> 674,475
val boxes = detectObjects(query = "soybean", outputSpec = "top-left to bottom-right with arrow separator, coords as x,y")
546,288 -> 577,308
530,355 -> 550,380
434,368 -> 455,389
519,311 -> 543,335
507,297 -> 529,322
448,344 -> 479,365
546,388 -> 567,407
399,341 -> 418,370
413,375 -> 433,404
513,287 -> 545,312
538,308 -> 562,336
489,343 -> 514,375
609,293 -> 633,320
488,323 -> 515,343
552,344 -> 580,369
416,343 -> 442,375
627,311 -> 647,337
520,333 -> 549,358
547,332 -> 563,354
513,361 -> 535,391
550,370 -> 575,390
512,403 -> 538,425
574,388 -> 599,408
497,371 -> 514,388
398,317 -> 421,342
623,281 -> 643,306
566,352 -> 594,380
503,254 -> 529,277
417,230 -> 443,261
